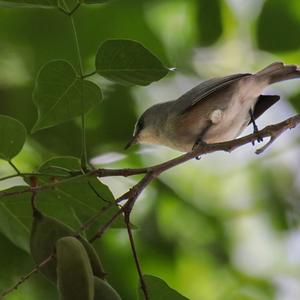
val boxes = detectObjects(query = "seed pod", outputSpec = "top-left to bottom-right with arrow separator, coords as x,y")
78,237 -> 106,279
94,276 -> 122,300
56,237 -> 94,300
30,210 -> 106,283
30,210 -> 74,283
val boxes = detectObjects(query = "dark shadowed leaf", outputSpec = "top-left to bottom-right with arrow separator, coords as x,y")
0,156 -> 125,251
32,60 -> 102,132
0,115 -> 26,161
256,0 -> 300,52
138,275 -> 189,300
95,39 -> 169,86
0,0 -> 56,8
197,0 -> 223,46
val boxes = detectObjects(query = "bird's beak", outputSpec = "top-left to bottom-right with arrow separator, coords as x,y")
124,135 -> 138,150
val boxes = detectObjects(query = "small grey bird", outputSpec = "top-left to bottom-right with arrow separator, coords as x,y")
125,62 -> 300,152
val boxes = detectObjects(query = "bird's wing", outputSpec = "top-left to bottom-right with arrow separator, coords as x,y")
177,73 -> 251,114
248,94 -> 280,124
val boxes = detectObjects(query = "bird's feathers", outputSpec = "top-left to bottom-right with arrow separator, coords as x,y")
177,73 -> 251,114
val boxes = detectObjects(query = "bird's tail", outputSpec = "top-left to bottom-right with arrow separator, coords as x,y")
255,61 -> 300,84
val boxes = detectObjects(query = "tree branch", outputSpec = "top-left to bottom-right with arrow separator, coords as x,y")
2,114 -> 298,298
1,114 -> 298,199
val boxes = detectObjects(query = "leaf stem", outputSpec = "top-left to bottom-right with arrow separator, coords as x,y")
124,211 -> 149,300
82,70 -> 97,78
70,16 -> 84,76
8,160 -> 21,175
69,13 -> 88,171
0,172 -> 70,182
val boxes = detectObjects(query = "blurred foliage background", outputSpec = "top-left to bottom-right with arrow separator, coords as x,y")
0,0 -> 300,299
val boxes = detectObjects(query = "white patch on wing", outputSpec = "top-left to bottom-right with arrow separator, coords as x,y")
210,109 -> 223,124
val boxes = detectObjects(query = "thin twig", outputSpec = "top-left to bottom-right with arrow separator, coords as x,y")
69,13 -> 88,171
78,203 -> 115,233
82,70 -> 97,78
0,172 -> 70,182
1,115 -> 299,298
58,0 -> 81,16
0,200 -> 114,298
8,160 -> 21,175
1,114 -> 299,199
89,208 -> 124,243
124,209 -> 149,300
0,253 -> 54,299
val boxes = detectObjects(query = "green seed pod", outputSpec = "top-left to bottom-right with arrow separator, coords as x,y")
30,210 -> 106,283
56,237 -> 94,300
30,210 -> 74,283
79,237 -> 106,279
94,276 -> 122,300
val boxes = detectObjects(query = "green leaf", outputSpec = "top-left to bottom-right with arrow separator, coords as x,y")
0,200 -> 30,252
138,275 -> 189,300
197,0 -> 223,46
289,93 -> 300,112
32,60 -> 102,133
0,179 -> 122,251
95,39 -> 169,86
38,156 -> 82,178
0,115 -> 26,161
256,0 -> 300,52
38,157 -> 125,231
0,156 -> 126,251
0,0 -> 56,8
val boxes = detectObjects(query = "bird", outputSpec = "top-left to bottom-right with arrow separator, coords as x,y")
125,62 -> 300,152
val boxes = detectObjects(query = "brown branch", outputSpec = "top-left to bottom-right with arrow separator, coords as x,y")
1,115 -> 299,298
0,114 -> 299,200
124,208 -> 148,300
88,114 -> 300,243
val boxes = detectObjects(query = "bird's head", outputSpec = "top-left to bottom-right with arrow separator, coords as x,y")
124,104 -> 163,150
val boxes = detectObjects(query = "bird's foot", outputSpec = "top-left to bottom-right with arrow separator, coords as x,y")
252,125 -> 263,146
192,139 -> 207,160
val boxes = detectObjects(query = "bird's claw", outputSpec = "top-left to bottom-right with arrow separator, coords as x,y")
193,139 -> 207,150
193,139 -> 207,160
252,126 -> 263,146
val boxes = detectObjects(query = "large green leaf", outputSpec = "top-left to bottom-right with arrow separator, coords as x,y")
95,39 -> 169,86
138,275 -> 189,300
0,156 -> 125,251
0,0 -> 56,8
32,60 -> 102,132
0,115 -> 26,161
0,198 -> 30,252
256,0 -> 300,52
